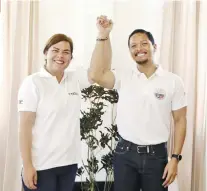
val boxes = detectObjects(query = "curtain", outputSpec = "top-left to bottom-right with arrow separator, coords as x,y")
0,1 -> 39,190
160,1 -> 207,191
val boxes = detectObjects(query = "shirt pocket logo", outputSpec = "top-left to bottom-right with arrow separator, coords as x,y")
154,88 -> 166,100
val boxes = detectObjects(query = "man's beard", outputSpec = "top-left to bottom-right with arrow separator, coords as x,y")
136,59 -> 148,65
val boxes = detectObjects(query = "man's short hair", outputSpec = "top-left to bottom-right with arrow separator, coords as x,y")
128,29 -> 155,47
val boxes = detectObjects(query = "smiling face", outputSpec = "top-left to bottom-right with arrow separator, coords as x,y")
129,33 -> 156,65
44,41 -> 72,74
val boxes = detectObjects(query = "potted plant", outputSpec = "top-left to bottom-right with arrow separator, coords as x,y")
77,85 -> 119,191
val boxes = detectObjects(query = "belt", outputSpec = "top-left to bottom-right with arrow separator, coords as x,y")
120,137 -> 167,154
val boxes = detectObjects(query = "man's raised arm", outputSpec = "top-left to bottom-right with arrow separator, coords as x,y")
89,15 -> 115,89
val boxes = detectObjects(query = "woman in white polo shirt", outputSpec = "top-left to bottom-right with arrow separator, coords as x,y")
18,34 -> 93,191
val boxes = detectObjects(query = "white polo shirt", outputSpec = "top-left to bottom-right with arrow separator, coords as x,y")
112,66 -> 187,145
18,67 -> 91,171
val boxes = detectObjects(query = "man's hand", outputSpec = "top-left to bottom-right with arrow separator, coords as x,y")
96,15 -> 113,38
22,165 -> 38,190
162,158 -> 178,188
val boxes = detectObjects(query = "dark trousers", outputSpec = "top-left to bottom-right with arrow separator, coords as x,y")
22,164 -> 77,191
113,137 -> 168,191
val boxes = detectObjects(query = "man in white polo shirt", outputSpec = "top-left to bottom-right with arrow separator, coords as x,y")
90,16 -> 187,191
18,34 -> 93,191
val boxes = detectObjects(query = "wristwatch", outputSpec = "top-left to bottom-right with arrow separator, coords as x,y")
172,154 -> 182,161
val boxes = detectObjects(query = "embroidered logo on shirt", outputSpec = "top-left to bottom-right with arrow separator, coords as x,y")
19,100 -> 23,104
68,92 -> 79,96
154,89 -> 166,100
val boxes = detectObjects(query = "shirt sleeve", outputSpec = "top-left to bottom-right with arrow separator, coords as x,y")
171,76 -> 187,111
18,76 -> 39,112
111,68 -> 123,90
75,67 -> 92,90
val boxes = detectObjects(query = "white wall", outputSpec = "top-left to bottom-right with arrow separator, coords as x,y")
38,0 -> 114,70
38,0 -> 164,181
38,0 -> 84,69
112,0 -> 164,69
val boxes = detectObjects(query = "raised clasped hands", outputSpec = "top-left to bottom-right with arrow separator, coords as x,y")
96,15 -> 113,38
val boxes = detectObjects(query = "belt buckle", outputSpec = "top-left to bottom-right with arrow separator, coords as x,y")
137,145 -> 150,154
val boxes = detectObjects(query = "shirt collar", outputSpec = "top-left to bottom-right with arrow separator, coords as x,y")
154,65 -> 164,76
39,67 -> 68,81
40,67 -> 53,77
133,64 -> 164,77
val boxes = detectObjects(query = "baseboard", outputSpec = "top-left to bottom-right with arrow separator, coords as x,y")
73,182 -> 114,191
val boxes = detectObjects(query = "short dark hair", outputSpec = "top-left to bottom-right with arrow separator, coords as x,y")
128,29 -> 155,47
43,34 -> 73,56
